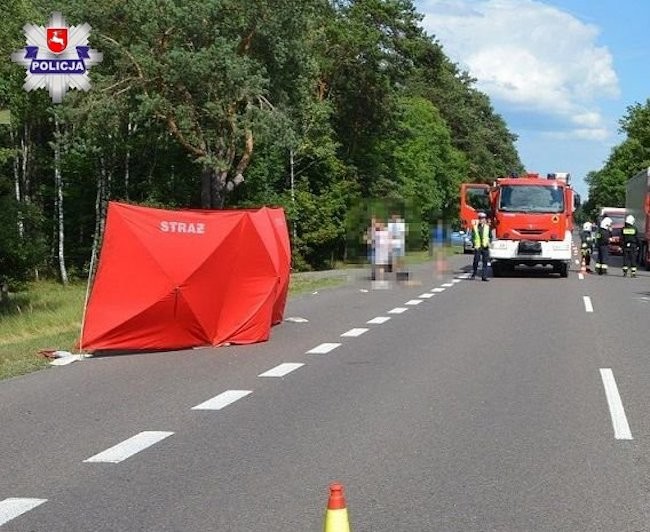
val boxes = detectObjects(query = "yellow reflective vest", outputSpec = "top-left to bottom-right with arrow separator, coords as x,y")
472,224 -> 490,249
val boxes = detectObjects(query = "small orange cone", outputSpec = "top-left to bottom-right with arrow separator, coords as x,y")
324,483 -> 351,532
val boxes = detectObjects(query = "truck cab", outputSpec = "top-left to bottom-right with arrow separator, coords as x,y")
598,207 -> 626,255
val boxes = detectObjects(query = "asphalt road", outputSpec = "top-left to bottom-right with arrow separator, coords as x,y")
1,249 -> 649,531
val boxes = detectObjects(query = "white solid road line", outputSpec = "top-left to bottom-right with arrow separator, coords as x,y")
600,369 -> 633,440
341,328 -> 369,337
418,293 -> 435,298
441,283 -> 454,287
83,431 -> 174,463
367,316 -> 391,324
306,342 -> 341,354
405,299 -> 423,305
0,498 -> 47,527
191,390 -> 252,411
578,273 -> 584,280
259,362 -> 304,377
583,296 -> 594,313
387,307 -> 408,314
431,288 -> 445,293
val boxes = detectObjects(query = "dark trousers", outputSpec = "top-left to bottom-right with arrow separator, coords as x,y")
473,247 -> 490,279
623,248 -> 637,273
596,244 -> 609,274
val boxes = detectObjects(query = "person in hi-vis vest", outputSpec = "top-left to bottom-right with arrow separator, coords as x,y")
471,212 -> 491,281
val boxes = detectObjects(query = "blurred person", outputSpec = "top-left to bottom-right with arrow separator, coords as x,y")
365,215 -> 377,279
622,214 -> 640,277
374,220 -> 390,283
433,218 -> 446,279
388,213 -> 406,274
471,212 -> 491,281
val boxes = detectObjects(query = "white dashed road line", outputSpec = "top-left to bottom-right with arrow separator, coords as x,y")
0,498 -> 47,527
431,288 -> 445,293
583,296 -> 594,313
191,390 -> 252,411
600,369 -> 633,440
405,299 -> 423,305
341,328 -> 369,338
83,431 -> 174,463
578,273 -> 584,280
306,342 -> 341,354
258,363 -> 304,377
451,279 -> 462,284
367,316 -> 391,324
387,308 -> 408,314
441,283 -> 454,287
418,293 -> 434,298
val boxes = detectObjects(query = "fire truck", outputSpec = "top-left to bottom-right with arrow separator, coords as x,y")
625,167 -> 650,268
460,172 -> 578,277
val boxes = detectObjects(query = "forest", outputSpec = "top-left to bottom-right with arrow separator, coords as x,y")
0,0 -> 523,298
584,99 -> 650,217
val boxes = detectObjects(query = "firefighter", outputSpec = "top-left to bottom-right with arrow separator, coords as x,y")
622,214 -> 639,277
471,212 -> 491,281
580,221 -> 594,272
595,217 -> 612,275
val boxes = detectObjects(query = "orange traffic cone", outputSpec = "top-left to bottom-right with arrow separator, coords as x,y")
324,483 -> 351,532
580,257 -> 586,273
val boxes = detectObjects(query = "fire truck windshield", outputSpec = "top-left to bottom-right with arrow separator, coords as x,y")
499,185 -> 564,213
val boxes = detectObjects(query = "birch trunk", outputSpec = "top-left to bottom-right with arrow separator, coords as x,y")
90,157 -> 110,283
90,168 -> 104,284
124,121 -> 137,200
10,129 -> 24,238
21,123 -> 29,203
54,116 -> 68,285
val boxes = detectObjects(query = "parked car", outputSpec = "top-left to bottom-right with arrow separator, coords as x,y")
462,231 -> 475,254
450,230 -> 465,247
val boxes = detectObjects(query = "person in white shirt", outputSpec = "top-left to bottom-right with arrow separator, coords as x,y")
388,213 -> 406,273
374,221 -> 390,281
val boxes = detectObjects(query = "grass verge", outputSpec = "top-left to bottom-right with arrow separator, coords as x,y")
288,275 -> 347,295
0,280 -> 86,380
0,273 -> 351,381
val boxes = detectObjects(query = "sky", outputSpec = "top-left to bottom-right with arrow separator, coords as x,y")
414,0 -> 650,198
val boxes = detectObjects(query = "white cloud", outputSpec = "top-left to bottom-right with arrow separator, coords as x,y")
419,0 -> 620,140
541,128 -> 609,141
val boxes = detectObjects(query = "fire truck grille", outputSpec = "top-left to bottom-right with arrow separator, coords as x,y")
516,229 -> 545,235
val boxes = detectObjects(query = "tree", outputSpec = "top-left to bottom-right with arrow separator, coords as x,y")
391,97 -> 467,231
586,99 -> 650,216
0,0 -> 524,274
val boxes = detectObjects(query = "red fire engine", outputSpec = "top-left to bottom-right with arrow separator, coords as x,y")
460,172 -> 578,277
